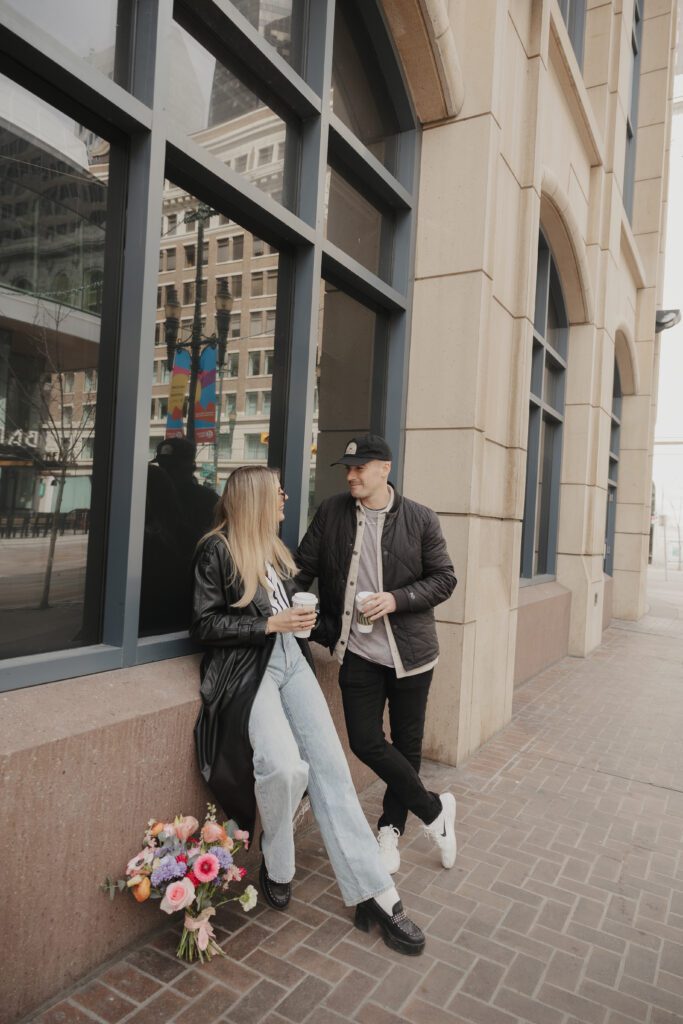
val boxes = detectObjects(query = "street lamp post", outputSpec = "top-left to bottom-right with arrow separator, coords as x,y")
164,205 -> 233,451
212,282 -> 233,487
184,204 -> 210,442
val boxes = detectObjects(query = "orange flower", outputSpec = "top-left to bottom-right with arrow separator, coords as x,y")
150,822 -> 165,838
132,877 -> 151,902
201,821 -> 228,845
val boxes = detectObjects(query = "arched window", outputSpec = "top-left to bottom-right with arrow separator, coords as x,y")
51,271 -> 73,305
84,268 -> 104,315
604,362 -> 622,575
521,233 -> 568,580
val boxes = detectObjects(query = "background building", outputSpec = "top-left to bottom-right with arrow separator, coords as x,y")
0,0 -> 678,1019
652,29 -> 683,567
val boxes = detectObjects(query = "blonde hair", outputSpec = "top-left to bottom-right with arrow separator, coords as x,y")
203,465 -> 297,608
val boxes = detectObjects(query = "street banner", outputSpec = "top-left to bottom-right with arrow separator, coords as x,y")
195,344 -> 217,443
165,348 -> 190,439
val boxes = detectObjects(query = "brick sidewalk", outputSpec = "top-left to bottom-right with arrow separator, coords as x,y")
30,574 -> 683,1024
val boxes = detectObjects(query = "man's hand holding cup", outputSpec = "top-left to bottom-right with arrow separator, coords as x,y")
355,591 -> 397,632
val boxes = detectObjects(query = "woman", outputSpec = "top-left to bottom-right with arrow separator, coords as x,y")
192,466 -> 425,955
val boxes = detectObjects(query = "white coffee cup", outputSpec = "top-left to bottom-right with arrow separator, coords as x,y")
355,591 -> 374,633
292,592 -> 317,638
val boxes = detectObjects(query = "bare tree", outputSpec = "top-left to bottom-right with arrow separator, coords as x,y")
0,298 -> 96,608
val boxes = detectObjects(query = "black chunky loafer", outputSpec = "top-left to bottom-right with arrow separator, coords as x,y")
258,857 -> 291,910
354,898 -> 425,955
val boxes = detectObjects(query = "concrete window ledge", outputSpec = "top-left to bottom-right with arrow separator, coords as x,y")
1,645 -> 372,1023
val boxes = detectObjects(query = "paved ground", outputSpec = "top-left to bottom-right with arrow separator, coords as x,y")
29,570 -> 683,1024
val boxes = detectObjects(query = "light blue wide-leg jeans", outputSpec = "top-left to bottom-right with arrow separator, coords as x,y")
248,631 -> 392,906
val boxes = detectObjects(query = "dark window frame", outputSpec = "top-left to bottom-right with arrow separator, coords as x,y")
521,233 -> 569,582
604,363 -> 622,576
624,0 -> 644,222
558,0 -> 586,68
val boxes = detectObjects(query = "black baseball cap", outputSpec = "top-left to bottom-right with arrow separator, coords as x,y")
153,437 -> 197,463
331,434 -> 392,466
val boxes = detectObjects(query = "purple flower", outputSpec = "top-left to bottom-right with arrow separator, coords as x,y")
208,846 -> 233,871
151,854 -> 186,887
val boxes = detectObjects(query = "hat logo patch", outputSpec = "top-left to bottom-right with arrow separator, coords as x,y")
345,441 -> 357,455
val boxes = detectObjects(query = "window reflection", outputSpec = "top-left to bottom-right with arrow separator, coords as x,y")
4,0 -> 130,86
331,0 -> 400,170
167,22 -> 296,211
141,182 -> 281,636
325,167 -> 390,280
0,77 -> 109,658
308,284 -> 380,520
232,0 -> 307,71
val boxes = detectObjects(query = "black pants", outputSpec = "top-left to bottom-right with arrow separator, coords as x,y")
339,651 -> 441,834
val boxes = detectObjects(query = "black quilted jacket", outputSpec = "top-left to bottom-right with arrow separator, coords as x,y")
295,490 -> 457,672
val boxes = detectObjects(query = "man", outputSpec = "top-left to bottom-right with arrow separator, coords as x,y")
295,434 -> 457,874
152,437 -> 219,549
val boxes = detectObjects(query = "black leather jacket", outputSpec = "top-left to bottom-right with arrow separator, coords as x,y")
191,534 -> 314,833
295,489 -> 456,672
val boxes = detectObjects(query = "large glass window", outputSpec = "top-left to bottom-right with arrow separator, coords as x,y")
2,0 -> 132,86
166,21 -> 296,211
232,0 -> 307,72
0,0 -> 417,686
331,0 -> 401,170
325,167 -> 392,280
308,284 -> 385,520
521,235 -> 568,580
604,364 -> 622,576
624,0 -> 644,221
0,77 -> 110,659
140,185 -> 281,637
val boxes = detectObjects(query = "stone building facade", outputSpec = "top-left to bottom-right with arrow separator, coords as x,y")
0,1 -> 677,1019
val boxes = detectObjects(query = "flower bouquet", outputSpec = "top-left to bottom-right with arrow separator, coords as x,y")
102,803 -> 257,963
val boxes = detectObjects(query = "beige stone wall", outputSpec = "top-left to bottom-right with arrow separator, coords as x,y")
389,0 -> 676,753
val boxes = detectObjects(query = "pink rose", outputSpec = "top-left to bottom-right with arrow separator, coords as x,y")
234,829 -> 250,850
193,853 -> 220,883
201,821 -> 228,845
174,816 -> 199,843
160,877 -> 195,914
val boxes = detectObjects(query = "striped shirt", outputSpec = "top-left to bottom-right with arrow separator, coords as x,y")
265,563 -> 290,614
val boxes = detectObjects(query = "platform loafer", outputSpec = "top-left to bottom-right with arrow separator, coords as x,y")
258,857 -> 291,910
354,898 -> 425,956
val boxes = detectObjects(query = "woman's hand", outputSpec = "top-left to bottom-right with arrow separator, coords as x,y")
266,607 -> 317,635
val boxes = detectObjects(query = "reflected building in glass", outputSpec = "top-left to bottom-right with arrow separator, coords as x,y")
0,78 -> 108,657
150,27 -> 292,490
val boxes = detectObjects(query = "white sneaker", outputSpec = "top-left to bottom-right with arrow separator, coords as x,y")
377,825 -> 401,874
424,793 -> 457,868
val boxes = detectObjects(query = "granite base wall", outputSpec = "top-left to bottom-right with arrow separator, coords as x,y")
514,582 -> 572,687
0,645 -> 372,1024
